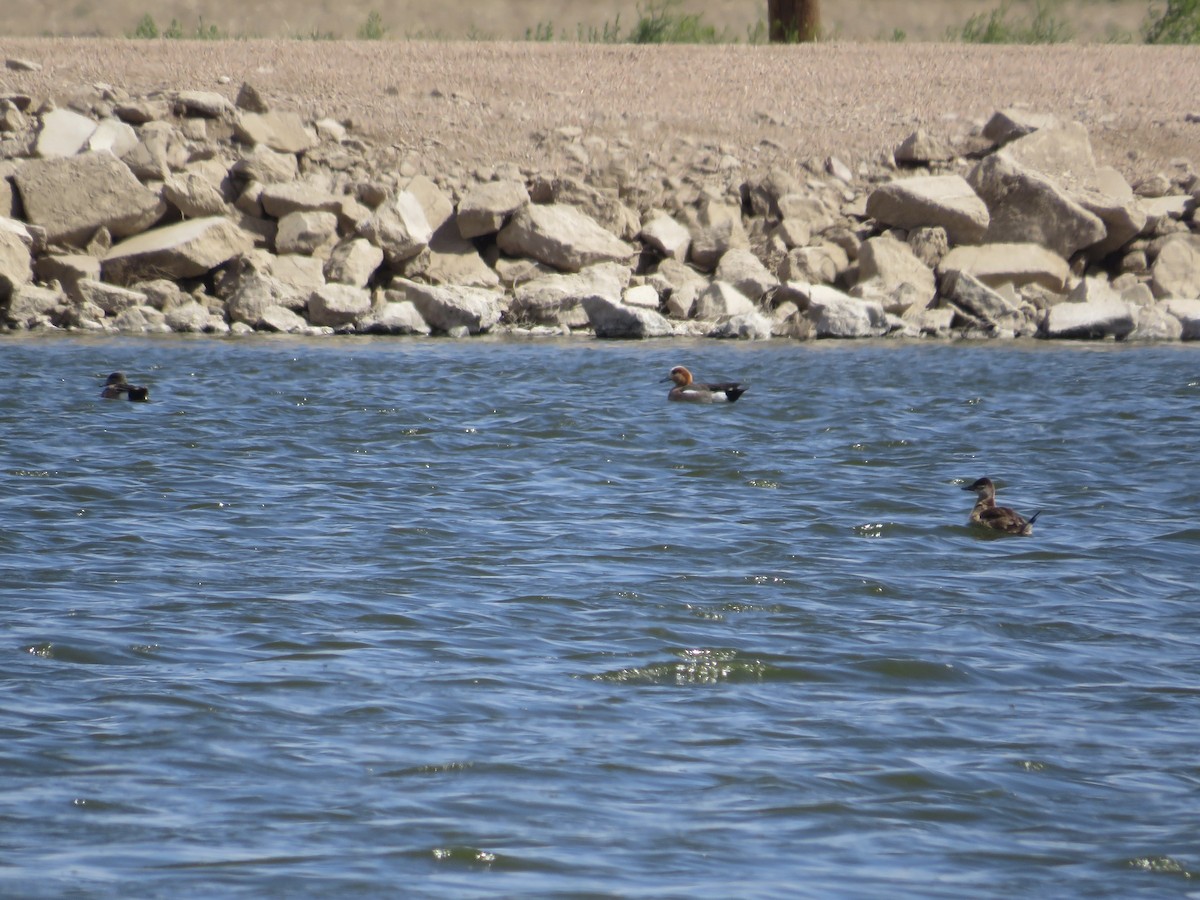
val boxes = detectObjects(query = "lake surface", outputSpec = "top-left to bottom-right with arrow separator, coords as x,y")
2,334 -> 1198,898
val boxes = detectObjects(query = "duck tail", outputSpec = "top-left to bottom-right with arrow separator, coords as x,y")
1027,510 -> 1042,525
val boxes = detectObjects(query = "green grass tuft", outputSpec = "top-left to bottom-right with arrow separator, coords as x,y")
1143,0 -> 1200,42
357,10 -> 387,40
951,1 -> 1072,43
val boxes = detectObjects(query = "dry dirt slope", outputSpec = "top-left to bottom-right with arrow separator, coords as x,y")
5,0 -> 1153,42
2,38 -> 1196,185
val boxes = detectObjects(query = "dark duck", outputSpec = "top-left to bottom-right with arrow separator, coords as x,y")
665,366 -> 747,403
963,477 -> 1040,535
101,372 -> 150,402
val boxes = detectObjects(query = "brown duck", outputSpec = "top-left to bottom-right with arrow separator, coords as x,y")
963,477 -> 1040,535
665,366 -> 747,403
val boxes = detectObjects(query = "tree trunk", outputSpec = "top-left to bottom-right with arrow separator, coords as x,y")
768,0 -> 820,42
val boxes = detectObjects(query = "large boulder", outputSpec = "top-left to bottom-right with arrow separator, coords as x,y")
230,145 -> 299,184
102,217 -> 253,285
307,283 -> 371,328
358,292 -> 432,335
417,224 -> 501,289
694,281 -> 756,320
939,269 -> 1024,331
968,153 -> 1106,258
1162,299 -> 1200,340
510,263 -> 627,327
163,172 -> 229,219
686,201 -> 749,271
938,243 -> 1070,292
497,203 -> 635,273
580,294 -> 674,338
456,180 -> 529,239
714,248 -> 777,301
233,111 -> 316,154
865,175 -> 989,246
259,181 -> 343,218
275,210 -> 338,256
806,285 -> 889,338
14,152 -> 163,246
0,217 -> 33,298
3,283 -> 68,329
324,238 -> 384,287
639,213 -> 691,261
855,235 -> 936,308
359,191 -> 433,266
394,279 -> 502,334
1042,296 -> 1135,339
1151,235 -> 1200,299
35,108 -> 97,158
1001,123 -> 1146,258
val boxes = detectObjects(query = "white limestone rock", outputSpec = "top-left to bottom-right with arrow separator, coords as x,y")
255,305 -> 308,334
394,279 -> 502,334
0,217 -> 32,295
14,151 -> 163,246
323,238 -> 383,288
75,279 -> 147,316
938,243 -> 1070,292
35,108 -> 98,158
420,224 -> 501,289
686,201 -> 749,271
623,283 -> 661,310
497,203 -> 635,273
260,182 -> 343,219
1128,303 -> 1184,341
163,172 -> 229,219
234,111 -> 316,154
855,235 -> 936,309
87,118 -> 139,158
968,153 -> 1106,258
580,294 -> 674,338
714,248 -> 778,301
894,128 -> 956,165
1042,296 -> 1134,339
275,210 -> 339,257
510,263 -> 627,328
639,213 -> 691,261
694,281 -> 756,320
457,180 -> 529,239
307,283 -> 371,328
1151,235 -> 1200,299
359,293 -> 432,335
1162,299 -> 1200,339
360,191 -> 433,266
707,310 -> 773,340
939,269 -> 1023,330
102,217 -> 253,285
230,145 -> 299,185
807,286 -> 889,338
865,175 -> 989,246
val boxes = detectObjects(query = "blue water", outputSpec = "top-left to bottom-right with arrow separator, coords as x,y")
2,334 -> 1198,898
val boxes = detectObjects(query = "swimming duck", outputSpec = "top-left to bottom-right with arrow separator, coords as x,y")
665,365 -> 747,403
963,477 -> 1040,535
100,372 -> 150,402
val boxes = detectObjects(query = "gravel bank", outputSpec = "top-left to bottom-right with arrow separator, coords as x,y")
3,38 -> 1197,184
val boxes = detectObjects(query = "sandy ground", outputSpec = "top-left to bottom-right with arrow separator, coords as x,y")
2,38 -> 1198,186
7,0 -> 1153,43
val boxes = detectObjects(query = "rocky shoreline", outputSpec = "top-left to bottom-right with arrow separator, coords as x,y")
1,50 -> 1198,342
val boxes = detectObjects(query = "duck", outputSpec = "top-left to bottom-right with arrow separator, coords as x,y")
100,372 -> 150,402
665,365 -> 747,403
962,477 -> 1040,535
